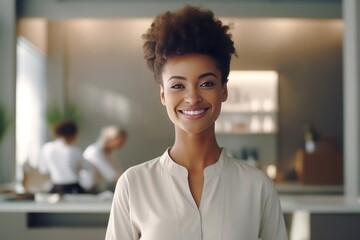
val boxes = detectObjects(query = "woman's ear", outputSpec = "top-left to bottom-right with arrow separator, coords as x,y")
160,85 -> 166,106
222,83 -> 228,102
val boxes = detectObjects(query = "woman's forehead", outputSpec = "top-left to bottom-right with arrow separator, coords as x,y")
162,54 -> 220,78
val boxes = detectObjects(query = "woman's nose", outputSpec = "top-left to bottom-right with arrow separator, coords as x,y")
185,88 -> 202,104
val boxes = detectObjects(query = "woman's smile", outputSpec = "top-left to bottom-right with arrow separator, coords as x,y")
179,107 -> 210,119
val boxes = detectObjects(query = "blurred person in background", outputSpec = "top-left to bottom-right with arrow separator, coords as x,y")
38,120 -> 89,194
82,125 -> 127,193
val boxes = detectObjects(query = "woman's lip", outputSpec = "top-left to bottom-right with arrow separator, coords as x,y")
178,108 -> 209,117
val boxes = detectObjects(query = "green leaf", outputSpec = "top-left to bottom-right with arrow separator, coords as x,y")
46,104 -> 81,127
0,104 -> 11,144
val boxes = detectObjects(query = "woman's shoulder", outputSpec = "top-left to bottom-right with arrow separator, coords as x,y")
83,143 -> 103,158
83,143 -> 99,153
122,156 -> 162,178
114,156 -> 164,193
42,139 -> 59,148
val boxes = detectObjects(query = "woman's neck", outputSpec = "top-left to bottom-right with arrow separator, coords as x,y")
169,128 -> 221,171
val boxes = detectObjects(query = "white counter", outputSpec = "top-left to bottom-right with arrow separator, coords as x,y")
280,195 -> 360,213
0,193 -> 112,213
1,194 -> 360,214
0,200 -> 111,213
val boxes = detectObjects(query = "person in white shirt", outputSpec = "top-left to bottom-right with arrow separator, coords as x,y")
106,5 -> 288,240
38,120 -> 88,194
82,126 -> 127,192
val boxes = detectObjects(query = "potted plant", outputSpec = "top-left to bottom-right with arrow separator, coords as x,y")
0,104 -> 11,145
46,104 -> 81,134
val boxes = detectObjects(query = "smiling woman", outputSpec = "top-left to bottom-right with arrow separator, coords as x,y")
105,5 -> 288,240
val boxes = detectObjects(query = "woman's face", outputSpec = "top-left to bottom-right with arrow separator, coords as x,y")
160,53 -> 227,135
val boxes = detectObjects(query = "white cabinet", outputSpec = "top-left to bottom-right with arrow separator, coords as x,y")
216,71 -> 278,168
216,110 -> 277,134
216,70 -> 278,135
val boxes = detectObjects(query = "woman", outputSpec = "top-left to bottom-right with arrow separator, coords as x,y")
38,120 -> 87,194
106,5 -> 288,240
82,125 -> 126,192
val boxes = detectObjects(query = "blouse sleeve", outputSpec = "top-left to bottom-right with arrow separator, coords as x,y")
105,173 -> 139,240
86,149 -> 118,183
259,178 -> 289,240
38,146 -> 49,174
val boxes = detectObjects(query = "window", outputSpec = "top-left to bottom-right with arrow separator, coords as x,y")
16,37 -> 46,182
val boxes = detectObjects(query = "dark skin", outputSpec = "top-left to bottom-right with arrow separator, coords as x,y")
170,129 -> 222,207
160,54 -> 227,207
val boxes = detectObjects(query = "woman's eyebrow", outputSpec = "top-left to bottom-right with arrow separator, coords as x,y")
167,76 -> 186,81
167,72 -> 218,81
198,72 -> 218,79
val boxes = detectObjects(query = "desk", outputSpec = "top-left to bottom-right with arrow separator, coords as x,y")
0,195 -> 111,213
280,195 -> 360,240
1,194 -> 360,240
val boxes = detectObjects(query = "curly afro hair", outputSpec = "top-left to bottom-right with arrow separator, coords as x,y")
142,5 -> 237,84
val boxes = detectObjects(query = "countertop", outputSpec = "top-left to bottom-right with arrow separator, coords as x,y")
280,195 -> 360,213
0,193 -> 112,213
1,193 -> 360,214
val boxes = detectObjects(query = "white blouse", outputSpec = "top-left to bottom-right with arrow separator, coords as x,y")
105,148 -> 288,240
83,143 -> 119,185
38,139 -> 86,185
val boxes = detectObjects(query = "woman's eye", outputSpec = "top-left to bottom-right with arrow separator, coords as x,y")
200,81 -> 215,88
170,84 -> 184,89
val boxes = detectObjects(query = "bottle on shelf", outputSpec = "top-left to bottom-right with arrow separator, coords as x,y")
239,147 -> 258,168
240,148 -> 248,161
249,115 -> 261,133
247,148 -> 258,168
303,124 -> 318,153
262,115 -> 275,133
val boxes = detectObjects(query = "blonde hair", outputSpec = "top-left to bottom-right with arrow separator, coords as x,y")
97,125 -> 127,147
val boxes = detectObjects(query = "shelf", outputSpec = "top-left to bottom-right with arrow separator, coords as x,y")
216,115 -> 277,134
276,182 -> 343,195
220,70 -> 279,136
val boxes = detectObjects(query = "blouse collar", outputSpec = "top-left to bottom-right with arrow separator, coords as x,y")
159,148 -> 228,178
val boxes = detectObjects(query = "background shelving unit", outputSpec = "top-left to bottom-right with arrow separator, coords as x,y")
216,71 -> 278,167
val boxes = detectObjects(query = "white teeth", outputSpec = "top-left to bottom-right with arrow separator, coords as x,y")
182,109 -> 205,115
